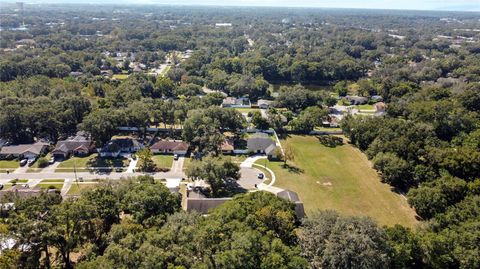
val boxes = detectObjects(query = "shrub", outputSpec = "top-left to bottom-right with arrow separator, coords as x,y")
318,135 -> 344,147
37,157 -> 49,168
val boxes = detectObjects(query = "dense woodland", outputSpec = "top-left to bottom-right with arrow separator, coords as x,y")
0,3 -> 479,268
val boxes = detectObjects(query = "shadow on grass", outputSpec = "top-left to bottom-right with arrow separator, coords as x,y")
281,163 -> 304,174
87,157 -> 127,168
277,132 -> 291,140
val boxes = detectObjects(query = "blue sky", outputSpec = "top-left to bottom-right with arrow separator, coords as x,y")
4,0 -> 480,11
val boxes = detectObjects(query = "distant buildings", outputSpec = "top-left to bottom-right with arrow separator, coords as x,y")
215,23 -> 232,27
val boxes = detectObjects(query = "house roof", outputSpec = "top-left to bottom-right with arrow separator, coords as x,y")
345,95 -> 368,104
374,102 -> 386,111
185,198 -> 231,214
53,140 -> 91,154
0,186 -> 50,200
257,99 -> 273,106
0,142 -> 48,156
221,139 -> 234,151
101,137 -> 141,153
265,144 -> 277,155
151,140 -> 189,151
247,134 -> 276,152
277,190 -> 300,202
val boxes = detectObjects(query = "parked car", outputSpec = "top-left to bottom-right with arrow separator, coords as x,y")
174,154 -> 179,160
19,159 -> 27,166
48,157 -> 55,165
258,173 -> 264,179
27,158 -> 36,166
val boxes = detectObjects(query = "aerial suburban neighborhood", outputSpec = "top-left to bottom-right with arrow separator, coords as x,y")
0,1 -> 479,268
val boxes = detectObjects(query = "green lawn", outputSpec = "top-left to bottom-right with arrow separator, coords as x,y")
257,135 -> 418,228
112,74 -> 129,80
0,160 -> 19,168
56,154 -> 129,172
356,104 -> 375,110
9,179 -> 29,183
150,155 -> 174,169
1,183 -> 13,190
233,108 -> 260,114
41,179 -> 65,183
0,160 -> 19,172
314,127 -> 343,132
67,183 -> 98,195
37,183 -> 63,190
183,157 -> 191,171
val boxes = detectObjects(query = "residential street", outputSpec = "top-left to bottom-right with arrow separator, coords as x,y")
0,170 -> 186,184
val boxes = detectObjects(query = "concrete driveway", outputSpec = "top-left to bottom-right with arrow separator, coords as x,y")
238,167 -> 264,189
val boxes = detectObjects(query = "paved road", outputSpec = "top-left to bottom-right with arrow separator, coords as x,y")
0,170 -> 186,184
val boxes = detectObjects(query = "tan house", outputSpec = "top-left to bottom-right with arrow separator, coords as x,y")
0,142 -> 48,159
151,140 -> 189,155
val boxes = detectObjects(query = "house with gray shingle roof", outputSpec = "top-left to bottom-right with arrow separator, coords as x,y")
247,133 -> 278,159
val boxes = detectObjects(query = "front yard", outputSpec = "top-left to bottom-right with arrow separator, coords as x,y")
0,160 -> 19,173
150,155 -> 174,170
37,183 -> 64,190
56,154 -> 130,172
256,135 -> 418,228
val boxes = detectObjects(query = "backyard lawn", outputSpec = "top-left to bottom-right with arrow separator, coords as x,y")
56,154 -> 129,172
150,155 -> 174,169
257,135 -> 418,227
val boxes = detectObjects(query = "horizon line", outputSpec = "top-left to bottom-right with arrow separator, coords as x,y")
2,2 -> 480,13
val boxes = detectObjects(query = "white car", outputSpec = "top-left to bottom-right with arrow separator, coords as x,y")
27,158 -> 36,166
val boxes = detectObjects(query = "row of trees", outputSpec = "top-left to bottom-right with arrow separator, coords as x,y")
3,179 -> 477,269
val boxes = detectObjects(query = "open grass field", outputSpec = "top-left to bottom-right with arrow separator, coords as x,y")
151,155 -> 174,169
67,183 -> 98,195
258,135 -> 418,227
56,154 -> 129,172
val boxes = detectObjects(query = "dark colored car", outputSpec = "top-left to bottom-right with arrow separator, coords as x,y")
19,159 -> 27,166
